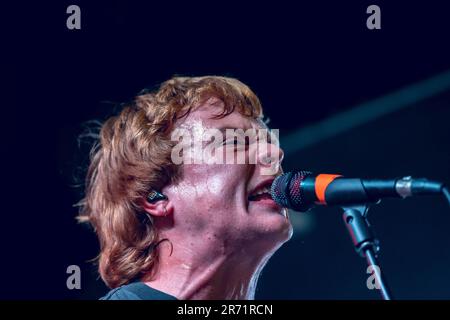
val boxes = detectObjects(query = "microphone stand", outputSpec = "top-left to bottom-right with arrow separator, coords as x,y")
341,204 -> 393,300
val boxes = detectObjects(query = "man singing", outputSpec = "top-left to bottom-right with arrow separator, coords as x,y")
78,76 -> 293,299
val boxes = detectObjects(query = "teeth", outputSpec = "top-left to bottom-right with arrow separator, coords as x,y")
251,186 -> 270,197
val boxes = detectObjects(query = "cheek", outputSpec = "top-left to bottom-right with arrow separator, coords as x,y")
181,164 -> 249,202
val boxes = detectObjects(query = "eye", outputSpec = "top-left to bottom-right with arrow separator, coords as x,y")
223,138 -> 240,146
222,137 -> 250,148
222,139 -> 235,145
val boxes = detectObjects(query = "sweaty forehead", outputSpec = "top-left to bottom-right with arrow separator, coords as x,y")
177,99 -> 267,131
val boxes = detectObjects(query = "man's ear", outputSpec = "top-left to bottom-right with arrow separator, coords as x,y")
142,197 -> 174,218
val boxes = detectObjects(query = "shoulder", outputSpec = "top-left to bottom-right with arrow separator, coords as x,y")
100,282 -> 177,300
100,285 -> 141,300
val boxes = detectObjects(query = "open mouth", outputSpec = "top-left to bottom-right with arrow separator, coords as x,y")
248,180 -> 273,202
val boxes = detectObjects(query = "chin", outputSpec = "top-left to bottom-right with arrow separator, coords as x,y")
251,212 -> 293,246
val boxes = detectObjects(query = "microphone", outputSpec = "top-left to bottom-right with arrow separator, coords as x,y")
270,171 -> 445,212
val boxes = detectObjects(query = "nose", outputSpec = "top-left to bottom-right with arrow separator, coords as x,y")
257,139 -> 284,175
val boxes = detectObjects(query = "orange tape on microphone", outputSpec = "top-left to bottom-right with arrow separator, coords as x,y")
314,174 -> 342,204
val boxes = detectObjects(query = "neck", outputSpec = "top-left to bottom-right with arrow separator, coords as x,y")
141,234 -> 275,300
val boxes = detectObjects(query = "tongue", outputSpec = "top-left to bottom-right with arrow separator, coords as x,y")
250,193 -> 272,201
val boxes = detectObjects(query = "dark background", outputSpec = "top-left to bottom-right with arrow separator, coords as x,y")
3,1 -> 450,299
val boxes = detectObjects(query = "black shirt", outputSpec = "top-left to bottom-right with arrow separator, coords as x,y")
100,281 -> 177,300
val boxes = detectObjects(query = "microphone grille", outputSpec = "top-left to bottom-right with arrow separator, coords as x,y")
271,171 -> 313,211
